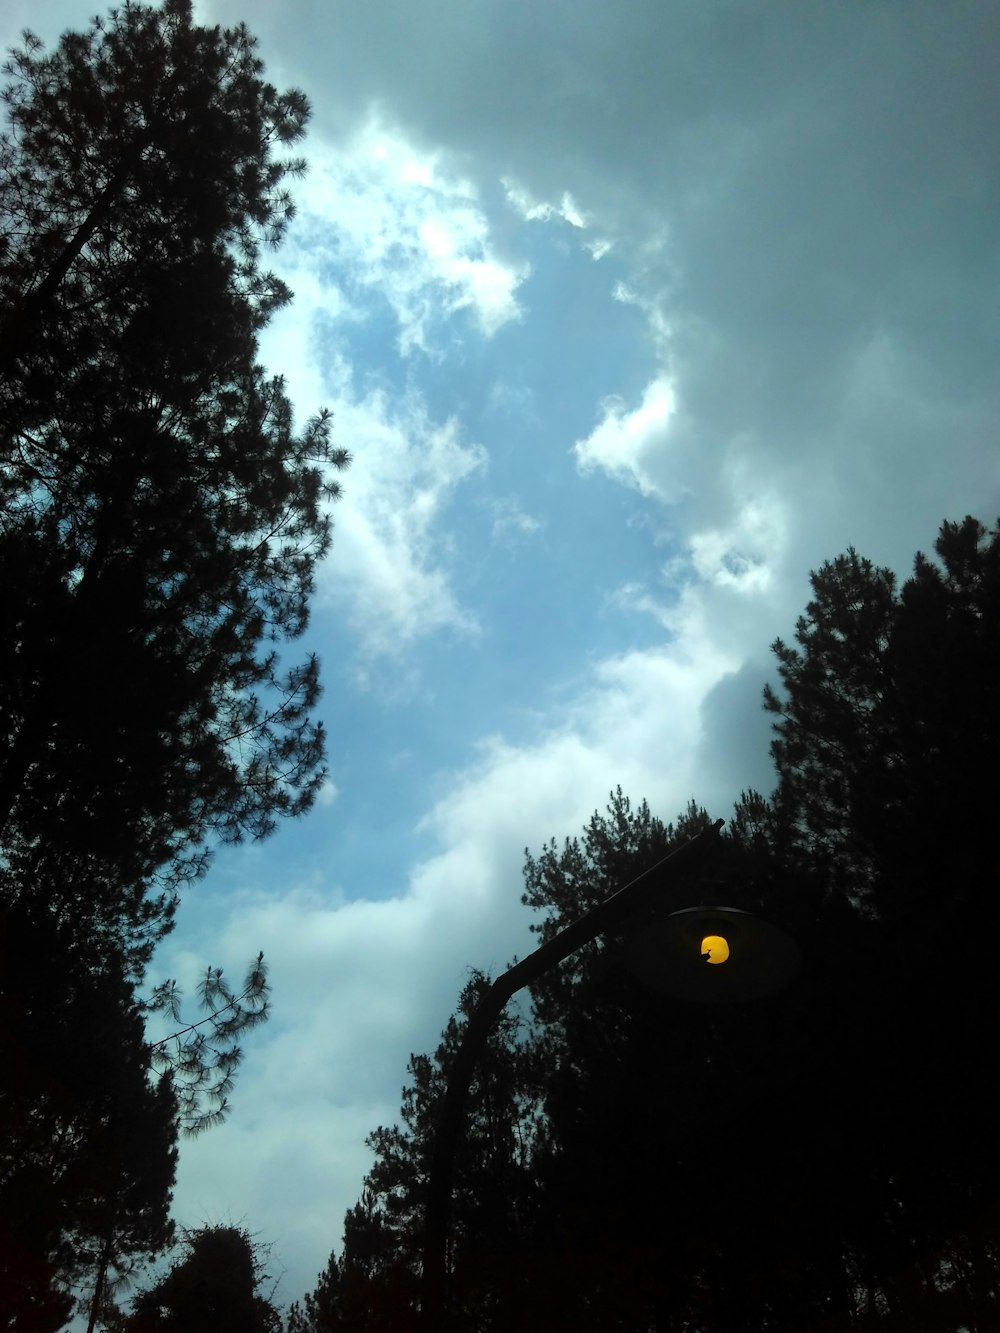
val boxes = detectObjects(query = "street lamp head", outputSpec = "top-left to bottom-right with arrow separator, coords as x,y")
625,906 -> 800,1003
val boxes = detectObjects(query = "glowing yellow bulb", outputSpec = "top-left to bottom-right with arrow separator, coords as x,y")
701,934 -> 730,965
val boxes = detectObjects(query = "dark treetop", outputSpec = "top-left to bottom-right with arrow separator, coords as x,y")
0,3 -> 345,1324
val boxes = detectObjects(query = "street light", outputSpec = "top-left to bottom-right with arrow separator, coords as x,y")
627,905 -> 801,1003
418,819 -> 799,1329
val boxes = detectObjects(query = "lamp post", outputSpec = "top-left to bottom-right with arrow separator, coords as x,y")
417,818 -> 800,1329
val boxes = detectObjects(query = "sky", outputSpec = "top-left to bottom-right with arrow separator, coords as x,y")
4,0 -> 1000,1314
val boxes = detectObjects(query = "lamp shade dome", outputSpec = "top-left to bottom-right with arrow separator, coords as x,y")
625,906 -> 800,1003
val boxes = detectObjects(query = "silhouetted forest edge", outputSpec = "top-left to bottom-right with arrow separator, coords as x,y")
1,0 -> 998,1328
288,513 -> 1000,1333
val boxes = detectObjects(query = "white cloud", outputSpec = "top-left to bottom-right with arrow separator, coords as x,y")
687,496 -> 785,595
502,179 -> 590,230
318,383 -> 487,664
573,375 -> 678,500
255,325 -> 487,669
286,116 -> 527,354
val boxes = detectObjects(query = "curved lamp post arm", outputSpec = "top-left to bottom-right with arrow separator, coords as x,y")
419,818 -> 725,1329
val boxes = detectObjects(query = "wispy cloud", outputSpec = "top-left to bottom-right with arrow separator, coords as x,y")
317,381 -> 487,665
489,496 -> 543,547
286,115 -> 528,355
503,178 -> 589,229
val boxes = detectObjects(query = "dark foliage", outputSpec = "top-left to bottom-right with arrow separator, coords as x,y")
0,904 -> 177,1332
286,1254 -> 347,1333
765,514 -> 1000,924
0,1 -> 341,1322
146,951 -> 270,1136
297,516 -> 1000,1330
117,1226 -> 281,1333
0,0 -> 348,965
291,974 -> 539,1332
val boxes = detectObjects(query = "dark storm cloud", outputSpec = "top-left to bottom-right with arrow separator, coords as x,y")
212,0 -> 998,565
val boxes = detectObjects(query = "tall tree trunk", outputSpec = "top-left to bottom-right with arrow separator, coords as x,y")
85,1235 -> 114,1333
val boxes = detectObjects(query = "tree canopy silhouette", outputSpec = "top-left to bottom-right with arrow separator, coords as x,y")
765,514 -> 999,926
0,905 -> 177,1333
296,516 -> 1000,1331
0,1 -> 344,1321
0,0 -> 347,965
116,1225 -> 281,1333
